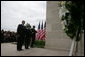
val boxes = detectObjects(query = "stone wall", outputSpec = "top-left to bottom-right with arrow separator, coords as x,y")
45,1 -> 72,51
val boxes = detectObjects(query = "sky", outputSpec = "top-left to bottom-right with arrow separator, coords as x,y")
1,1 -> 46,32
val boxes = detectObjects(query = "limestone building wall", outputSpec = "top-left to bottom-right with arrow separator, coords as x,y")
45,1 -> 72,51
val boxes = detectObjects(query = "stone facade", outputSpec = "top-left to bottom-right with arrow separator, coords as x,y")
45,1 -> 72,51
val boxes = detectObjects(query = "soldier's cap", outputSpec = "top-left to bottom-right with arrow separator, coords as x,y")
26,23 -> 31,28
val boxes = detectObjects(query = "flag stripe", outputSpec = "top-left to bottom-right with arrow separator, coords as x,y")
36,21 -> 46,40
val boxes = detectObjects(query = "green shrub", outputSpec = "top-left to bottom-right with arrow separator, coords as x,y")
33,40 -> 45,48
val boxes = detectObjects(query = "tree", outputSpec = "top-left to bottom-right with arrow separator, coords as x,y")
60,1 -> 84,55
61,1 -> 84,41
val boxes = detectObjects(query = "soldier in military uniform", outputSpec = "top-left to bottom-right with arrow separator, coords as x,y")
25,23 -> 32,49
17,20 -> 26,51
31,26 -> 37,48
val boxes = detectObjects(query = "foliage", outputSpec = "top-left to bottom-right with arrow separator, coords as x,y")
61,1 -> 84,41
33,40 -> 45,48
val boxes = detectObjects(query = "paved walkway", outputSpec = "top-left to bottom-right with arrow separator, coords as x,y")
1,43 -> 69,56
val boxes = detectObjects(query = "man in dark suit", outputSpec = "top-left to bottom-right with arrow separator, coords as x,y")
17,20 -> 26,51
31,26 -> 37,48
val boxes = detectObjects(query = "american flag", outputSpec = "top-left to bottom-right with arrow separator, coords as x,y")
40,21 -> 46,40
36,21 -> 46,40
39,21 -> 43,40
36,22 -> 40,40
